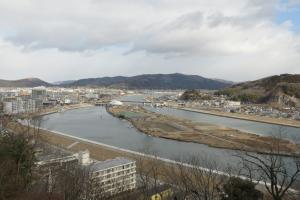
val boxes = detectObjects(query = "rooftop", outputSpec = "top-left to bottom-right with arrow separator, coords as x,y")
91,157 -> 135,172
35,143 -> 74,162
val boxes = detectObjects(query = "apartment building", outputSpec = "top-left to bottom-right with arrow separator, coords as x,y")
90,157 -> 136,196
35,148 -> 136,197
32,86 -> 47,100
3,98 -> 36,114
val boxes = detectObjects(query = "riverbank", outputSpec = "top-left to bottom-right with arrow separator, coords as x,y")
107,105 -> 299,156
6,120 -> 298,196
177,107 -> 300,128
8,121 -> 232,178
33,103 -> 93,117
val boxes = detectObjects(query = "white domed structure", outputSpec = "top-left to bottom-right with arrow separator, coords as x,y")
109,100 -> 123,106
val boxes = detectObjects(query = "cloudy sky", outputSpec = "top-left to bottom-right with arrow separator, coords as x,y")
0,0 -> 300,82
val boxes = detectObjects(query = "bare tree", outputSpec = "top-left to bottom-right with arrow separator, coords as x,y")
135,146 -> 165,200
237,130 -> 300,200
166,154 -> 225,200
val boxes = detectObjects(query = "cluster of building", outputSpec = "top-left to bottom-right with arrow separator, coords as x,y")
173,93 -> 300,120
0,86 -> 55,114
240,105 -> 300,120
0,87 -> 44,114
0,86 -> 133,115
176,96 -> 242,111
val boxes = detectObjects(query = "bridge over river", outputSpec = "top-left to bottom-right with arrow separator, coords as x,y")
94,100 -> 165,106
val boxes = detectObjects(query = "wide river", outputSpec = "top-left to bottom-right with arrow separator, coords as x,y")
40,95 -> 300,169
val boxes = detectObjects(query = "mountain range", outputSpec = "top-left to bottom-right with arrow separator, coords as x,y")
0,73 -> 232,90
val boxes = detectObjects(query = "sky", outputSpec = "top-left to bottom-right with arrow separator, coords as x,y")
0,0 -> 300,82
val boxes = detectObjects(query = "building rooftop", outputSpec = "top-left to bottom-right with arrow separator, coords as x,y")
109,99 -> 123,106
91,157 -> 135,172
32,86 -> 46,90
35,143 -> 75,163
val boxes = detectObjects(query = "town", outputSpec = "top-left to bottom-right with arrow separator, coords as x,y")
1,86 -> 299,124
1,85 -> 300,199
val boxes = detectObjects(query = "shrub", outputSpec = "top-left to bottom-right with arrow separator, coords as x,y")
221,177 -> 263,200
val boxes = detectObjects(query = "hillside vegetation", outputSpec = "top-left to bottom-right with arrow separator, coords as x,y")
180,90 -> 213,101
0,78 -> 51,87
216,74 -> 300,107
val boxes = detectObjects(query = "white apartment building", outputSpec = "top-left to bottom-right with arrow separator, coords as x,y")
35,149 -> 136,197
3,99 -> 36,114
90,157 -> 136,196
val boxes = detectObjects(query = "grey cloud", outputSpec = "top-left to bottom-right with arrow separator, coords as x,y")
0,0 -> 299,82
0,0 -> 282,53
129,7 -> 296,56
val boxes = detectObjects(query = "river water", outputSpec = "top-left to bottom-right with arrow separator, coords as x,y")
122,94 -> 300,141
41,106 -> 237,165
41,104 -> 300,170
147,107 -> 300,142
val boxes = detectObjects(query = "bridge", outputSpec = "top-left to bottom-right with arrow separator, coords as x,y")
94,100 -> 164,106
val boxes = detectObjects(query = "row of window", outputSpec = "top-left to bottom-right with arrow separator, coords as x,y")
94,164 -> 135,176
101,175 -> 136,186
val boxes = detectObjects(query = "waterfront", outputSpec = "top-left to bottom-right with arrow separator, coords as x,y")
40,105 -> 300,168
122,94 -> 300,140
41,106 -> 237,165
147,107 -> 300,142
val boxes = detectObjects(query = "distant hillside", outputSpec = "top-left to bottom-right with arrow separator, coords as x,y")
0,78 -> 52,87
52,80 -> 76,85
63,73 -> 232,90
216,74 -> 300,107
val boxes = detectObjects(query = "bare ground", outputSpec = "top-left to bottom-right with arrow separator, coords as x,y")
108,105 -> 300,155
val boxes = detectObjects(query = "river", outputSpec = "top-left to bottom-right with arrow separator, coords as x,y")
40,106 -> 300,171
122,94 -> 300,141
41,106 -> 239,166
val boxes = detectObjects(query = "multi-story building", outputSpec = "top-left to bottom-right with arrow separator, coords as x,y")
3,100 -> 22,114
32,86 -> 47,100
0,101 -> 3,113
3,98 -> 36,114
35,148 -> 136,197
90,157 -> 136,196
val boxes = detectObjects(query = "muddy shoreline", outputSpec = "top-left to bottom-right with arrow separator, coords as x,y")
177,107 -> 300,128
107,105 -> 300,156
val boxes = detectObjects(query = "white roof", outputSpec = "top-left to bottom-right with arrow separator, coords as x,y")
109,100 -> 123,106
32,86 -> 46,90
91,157 -> 135,172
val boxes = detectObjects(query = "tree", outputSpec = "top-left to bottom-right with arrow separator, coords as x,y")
166,155 -> 224,200
0,125 -> 37,199
135,148 -> 165,200
222,177 -> 263,200
237,129 -> 300,200
54,165 -> 97,200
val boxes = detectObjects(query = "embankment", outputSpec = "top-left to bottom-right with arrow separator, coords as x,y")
177,107 -> 300,128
